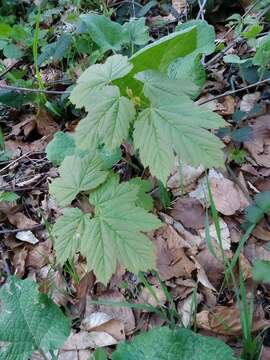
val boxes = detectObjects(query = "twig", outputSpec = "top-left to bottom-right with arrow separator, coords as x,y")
0,61 -> 22,79
0,84 -> 70,95
0,152 -> 31,174
199,77 -> 270,105
196,0 -> 207,20
0,224 -> 44,235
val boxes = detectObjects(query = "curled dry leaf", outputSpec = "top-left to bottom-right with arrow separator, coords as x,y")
16,231 -> 39,245
13,247 -> 28,278
244,115 -> 270,168
58,350 -> 91,360
198,217 -> 231,250
240,92 -> 260,113
88,290 -> 135,334
170,197 -> 206,229
139,284 -> 167,308
26,239 -> 53,268
155,225 -> 196,280
167,161 -> 204,196
178,292 -> 203,327
7,212 -> 37,230
36,108 -> 60,137
209,177 -> 249,215
62,330 -> 117,350
81,312 -> 125,341
197,304 -> 269,335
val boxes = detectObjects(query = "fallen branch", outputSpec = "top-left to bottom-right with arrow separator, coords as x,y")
0,84 -> 70,95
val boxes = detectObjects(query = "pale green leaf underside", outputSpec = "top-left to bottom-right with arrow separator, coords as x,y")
74,86 -> 136,150
112,326 -> 236,360
134,100 -> 225,184
52,175 -> 161,285
49,153 -> 108,207
70,54 -> 132,108
0,276 -> 70,360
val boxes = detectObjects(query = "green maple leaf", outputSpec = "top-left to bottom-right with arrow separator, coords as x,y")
46,131 -> 76,165
112,327 -> 236,360
133,71 -> 226,184
74,86 -> 136,151
49,153 -> 109,207
0,276 -> 70,360
129,177 -> 154,211
52,175 -> 161,285
70,54 -> 132,109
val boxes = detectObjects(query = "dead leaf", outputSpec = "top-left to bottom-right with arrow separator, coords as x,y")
36,108 -> 59,137
89,290 -> 135,334
240,92 -> 260,113
58,350 -> 91,360
178,293 -> 203,327
261,346 -> 270,360
16,231 -> 39,244
244,115 -> 270,168
62,330 -> 117,350
13,247 -> 28,278
139,284 -> 166,308
167,161 -> 204,196
26,239 -> 53,268
197,304 -> 269,335
210,177 -> 249,215
244,237 -> 270,264
170,197 -> 206,229
198,218 -> 231,250
155,225 -> 196,280
7,212 -> 37,229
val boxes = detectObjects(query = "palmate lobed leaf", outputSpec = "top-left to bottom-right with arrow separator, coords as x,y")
133,70 -> 226,184
52,175 -> 162,285
49,153 -> 109,207
70,54 -> 133,109
112,326 -> 236,360
0,276 -> 70,360
74,86 -> 136,151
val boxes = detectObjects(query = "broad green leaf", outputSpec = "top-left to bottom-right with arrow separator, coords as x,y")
0,191 -> 19,202
176,20 -> 216,56
122,18 -> 150,46
3,43 -> 23,59
223,54 -> 250,64
83,175 -> 161,284
168,53 -> 206,94
74,86 -> 136,150
254,190 -> 270,212
70,54 -> 132,108
133,75 -> 226,184
38,33 -> 72,65
0,276 -> 70,360
80,13 -> 125,51
98,145 -> 122,169
112,326 -> 236,360
130,27 -> 197,73
52,207 -> 92,264
245,191 -> 270,224
49,153 -> 108,207
46,131 -> 76,165
129,177 -> 154,211
93,348 -> 108,360
52,175 -> 161,284
135,70 -> 197,100
252,260 -> 270,283
115,27 -> 197,97
0,23 -> 12,39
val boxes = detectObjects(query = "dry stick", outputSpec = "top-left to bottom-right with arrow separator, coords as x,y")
0,224 -> 44,235
199,77 -> 270,105
196,0 -> 208,20
0,84 -> 70,95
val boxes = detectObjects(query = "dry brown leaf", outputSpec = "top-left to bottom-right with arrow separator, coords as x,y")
89,290 -> 135,334
197,304 -> 269,335
140,284 -> 166,308
16,231 -> 39,244
167,162 -> 204,196
198,217 -> 231,250
261,346 -> 270,360
155,225 -> 196,280
26,239 -> 53,268
13,247 -> 28,278
196,246 -> 228,288
7,212 -> 37,230
210,177 -> 249,215
218,95 -> 235,115
240,92 -> 260,112
178,293 -> 203,327
244,237 -> 270,264
62,330 -> 117,350
244,115 -> 270,168
36,108 -> 59,137
58,350 -> 91,360
170,197 -> 206,229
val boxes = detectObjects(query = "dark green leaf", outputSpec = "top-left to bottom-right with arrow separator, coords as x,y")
252,260 -> 270,283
